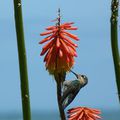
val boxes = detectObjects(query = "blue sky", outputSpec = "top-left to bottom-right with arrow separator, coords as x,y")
0,0 -> 120,112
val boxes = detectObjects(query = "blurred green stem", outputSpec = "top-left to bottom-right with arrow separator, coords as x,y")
111,0 -> 120,102
54,74 -> 66,120
57,82 -> 66,120
13,0 -> 31,120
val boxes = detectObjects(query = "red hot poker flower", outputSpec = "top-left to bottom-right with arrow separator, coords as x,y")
39,18 -> 79,74
67,107 -> 101,120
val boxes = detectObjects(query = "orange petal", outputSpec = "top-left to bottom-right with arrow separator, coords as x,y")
39,32 -> 57,44
87,116 -> 96,120
41,40 -> 54,53
65,27 -> 78,30
56,37 -> 60,48
68,107 -> 82,114
58,46 -> 72,63
45,46 -> 54,66
77,111 -> 84,120
40,29 -> 57,36
40,47 -> 50,56
63,25 -> 71,28
67,53 -> 74,63
60,33 -> 78,47
92,114 -> 101,119
60,39 -> 69,54
68,116 -> 77,120
44,47 -> 55,63
44,51 -> 49,62
62,30 -> 79,41
63,40 -> 76,51
40,31 -> 54,36
49,48 -> 57,64
39,36 -> 51,44
59,49 -> 63,58
46,26 -> 56,30
66,56 -> 70,62
68,113 -> 79,120
68,46 -> 77,57
87,111 -> 101,119
61,22 -> 74,27
61,25 -> 71,29
89,108 -> 101,113
69,109 -> 83,117
86,108 -> 101,114
40,39 -> 55,56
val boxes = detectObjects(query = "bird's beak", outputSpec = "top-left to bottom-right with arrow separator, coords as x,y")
70,70 -> 81,78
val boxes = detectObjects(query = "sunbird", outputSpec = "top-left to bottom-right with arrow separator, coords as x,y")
61,70 -> 88,109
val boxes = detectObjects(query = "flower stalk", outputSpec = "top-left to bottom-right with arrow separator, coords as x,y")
111,0 -> 120,102
13,0 -> 31,120
54,73 -> 66,120
54,9 -> 66,120
39,8 -> 79,120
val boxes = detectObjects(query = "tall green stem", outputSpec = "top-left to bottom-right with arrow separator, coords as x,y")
13,0 -> 31,120
111,0 -> 120,102
56,82 -> 66,120
54,74 -> 66,120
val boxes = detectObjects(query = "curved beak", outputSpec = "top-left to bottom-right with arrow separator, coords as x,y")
70,70 -> 81,78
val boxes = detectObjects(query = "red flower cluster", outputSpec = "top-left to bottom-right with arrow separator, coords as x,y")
39,20 -> 79,74
67,107 -> 101,120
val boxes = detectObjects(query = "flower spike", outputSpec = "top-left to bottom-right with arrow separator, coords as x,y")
67,107 -> 101,120
39,10 -> 79,75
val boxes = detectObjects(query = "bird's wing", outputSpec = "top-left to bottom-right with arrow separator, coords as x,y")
62,81 -> 72,94
61,80 -> 80,103
62,93 -> 74,109
62,89 -> 80,109
61,86 -> 73,103
61,80 -> 81,109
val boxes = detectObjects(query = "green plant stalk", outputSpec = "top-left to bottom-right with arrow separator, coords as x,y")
54,73 -> 66,120
13,0 -> 31,120
111,0 -> 120,102
53,8 -> 66,120
57,82 -> 66,120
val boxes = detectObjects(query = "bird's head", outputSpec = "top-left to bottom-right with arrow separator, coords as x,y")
79,74 -> 88,87
70,70 -> 88,87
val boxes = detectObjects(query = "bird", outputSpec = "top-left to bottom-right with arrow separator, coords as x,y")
61,70 -> 88,109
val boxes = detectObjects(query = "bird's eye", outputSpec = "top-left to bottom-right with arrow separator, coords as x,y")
81,75 -> 84,78
81,75 -> 86,79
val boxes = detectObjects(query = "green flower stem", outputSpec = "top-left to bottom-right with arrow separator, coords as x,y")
54,74 -> 66,120
13,0 -> 31,120
111,0 -> 120,102
57,82 -> 66,120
